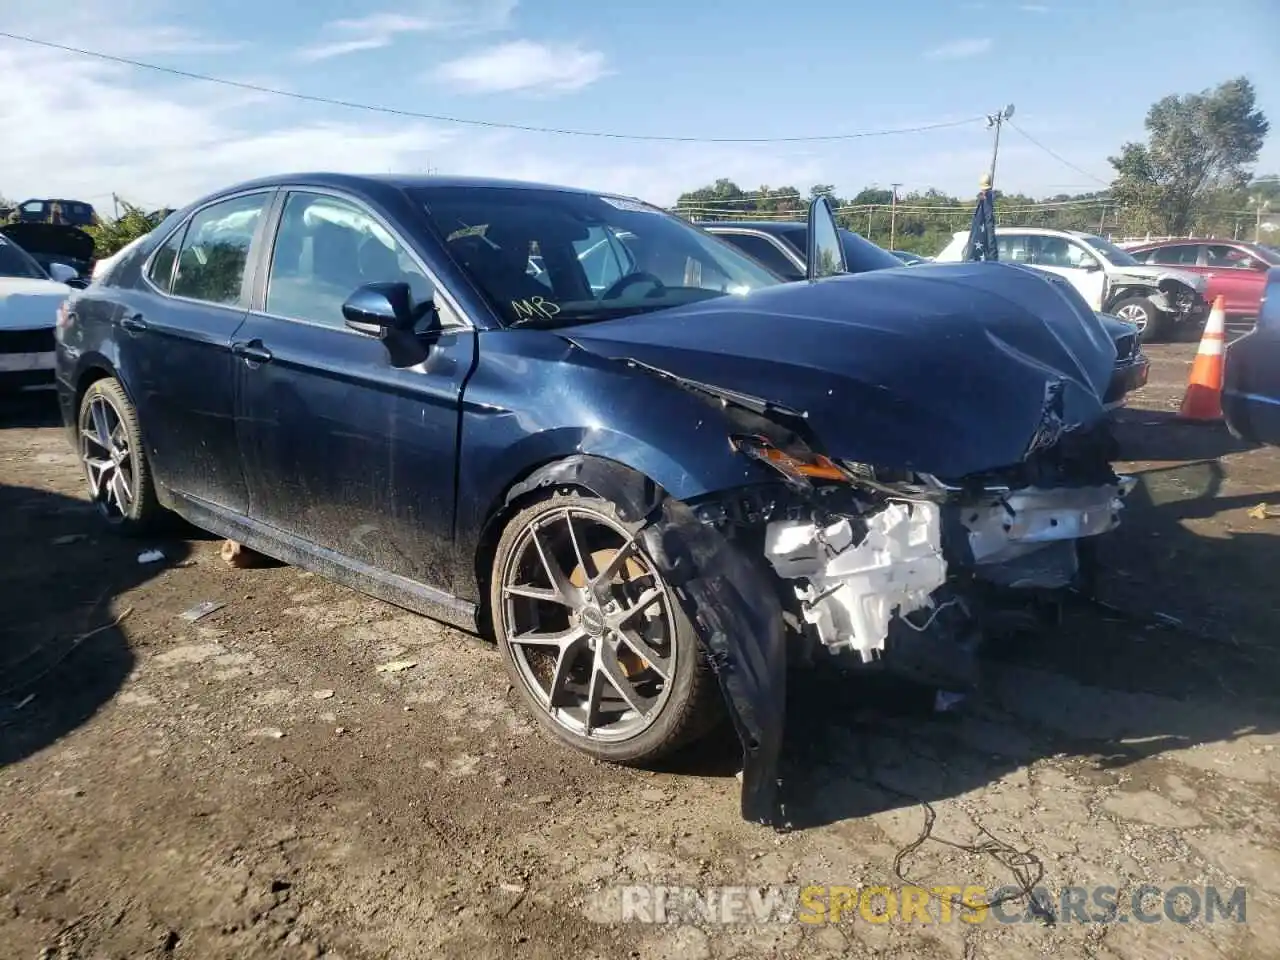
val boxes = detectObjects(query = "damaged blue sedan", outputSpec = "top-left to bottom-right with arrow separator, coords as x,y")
55,175 -> 1132,823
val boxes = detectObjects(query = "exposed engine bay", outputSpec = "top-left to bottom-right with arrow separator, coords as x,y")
689,423 -> 1134,694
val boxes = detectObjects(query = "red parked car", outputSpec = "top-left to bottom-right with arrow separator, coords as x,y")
1126,240 -> 1279,319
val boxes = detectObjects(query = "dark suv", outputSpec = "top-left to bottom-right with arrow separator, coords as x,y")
13,199 -> 98,227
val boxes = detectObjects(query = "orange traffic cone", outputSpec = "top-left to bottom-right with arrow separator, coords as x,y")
1178,295 -> 1227,421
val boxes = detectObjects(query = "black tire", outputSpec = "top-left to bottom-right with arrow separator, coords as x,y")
77,377 -> 165,536
1110,296 -> 1169,342
490,491 -> 722,766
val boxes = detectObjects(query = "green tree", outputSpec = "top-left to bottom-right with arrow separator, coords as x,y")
86,200 -> 162,258
1109,76 -> 1269,235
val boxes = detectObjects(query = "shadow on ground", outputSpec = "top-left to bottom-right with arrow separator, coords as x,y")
0,391 -> 62,431
773,437 -> 1280,839
1111,407 -> 1258,462
0,482 -> 191,766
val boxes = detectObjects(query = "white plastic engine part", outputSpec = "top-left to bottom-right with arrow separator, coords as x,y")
764,501 -> 948,661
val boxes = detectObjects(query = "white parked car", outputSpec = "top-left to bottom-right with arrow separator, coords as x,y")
0,233 -> 72,392
935,227 -> 1210,340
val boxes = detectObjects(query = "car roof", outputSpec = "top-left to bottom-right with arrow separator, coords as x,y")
1126,238 -> 1256,249
200,172 -> 638,203
950,226 -> 1097,238
702,221 -> 803,233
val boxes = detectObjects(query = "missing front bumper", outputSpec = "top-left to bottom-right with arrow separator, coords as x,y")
763,477 -> 1135,659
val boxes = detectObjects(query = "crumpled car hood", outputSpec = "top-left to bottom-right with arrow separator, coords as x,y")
1109,264 -> 1206,294
566,261 -> 1118,479
0,223 -> 95,266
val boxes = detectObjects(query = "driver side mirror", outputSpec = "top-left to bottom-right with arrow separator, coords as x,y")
48,262 -> 79,284
1078,257 -> 1102,272
342,281 -> 439,367
806,195 -> 848,280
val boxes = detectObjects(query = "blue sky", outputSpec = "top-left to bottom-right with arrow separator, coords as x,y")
2,0 -> 1277,209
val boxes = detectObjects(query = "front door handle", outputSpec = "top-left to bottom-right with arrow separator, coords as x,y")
120,313 -> 148,332
231,340 -> 273,364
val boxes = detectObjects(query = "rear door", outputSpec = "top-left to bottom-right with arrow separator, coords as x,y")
1202,244 -> 1269,317
115,190 -> 272,512
233,188 -> 475,588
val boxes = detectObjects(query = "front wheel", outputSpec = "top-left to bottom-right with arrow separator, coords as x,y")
490,492 -> 721,765
77,377 -> 164,535
1111,296 -> 1169,342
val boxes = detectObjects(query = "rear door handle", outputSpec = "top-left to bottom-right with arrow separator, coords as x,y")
231,340 -> 273,364
120,313 -> 148,332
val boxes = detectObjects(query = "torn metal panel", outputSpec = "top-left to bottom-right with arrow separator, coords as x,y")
639,498 -> 787,826
764,501 -> 948,661
962,478 -> 1135,568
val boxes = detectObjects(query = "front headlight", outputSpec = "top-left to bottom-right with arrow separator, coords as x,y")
729,434 -> 846,485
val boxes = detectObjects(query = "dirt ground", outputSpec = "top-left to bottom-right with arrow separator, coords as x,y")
3,335 -> 1279,959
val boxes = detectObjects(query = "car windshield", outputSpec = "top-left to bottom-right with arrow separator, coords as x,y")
0,235 -> 50,280
1080,234 -> 1141,267
1245,243 -> 1280,265
415,186 -> 783,327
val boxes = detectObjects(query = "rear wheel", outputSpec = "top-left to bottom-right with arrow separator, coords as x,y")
1112,296 -> 1169,342
491,492 -> 721,765
77,377 -> 164,535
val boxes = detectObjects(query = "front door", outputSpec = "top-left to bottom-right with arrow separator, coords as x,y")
1202,244 -> 1270,317
233,189 -> 475,589
1030,235 -> 1106,310
114,191 -> 272,512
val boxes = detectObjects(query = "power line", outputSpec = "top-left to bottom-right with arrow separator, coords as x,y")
1006,121 -> 1111,186
0,29 -> 986,144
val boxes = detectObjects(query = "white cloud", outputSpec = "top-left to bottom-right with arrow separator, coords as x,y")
0,16 -> 810,211
296,0 -> 516,62
923,37 -> 993,60
433,40 -> 609,95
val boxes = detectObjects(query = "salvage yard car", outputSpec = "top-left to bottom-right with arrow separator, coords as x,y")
707,220 -> 1148,410
935,226 -> 1209,341
0,231 -> 74,392
1223,265 -> 1280,446
1,221 -> 95,285
55,175 -> 1133,822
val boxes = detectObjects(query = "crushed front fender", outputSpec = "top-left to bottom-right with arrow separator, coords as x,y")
639,498 -> 787,825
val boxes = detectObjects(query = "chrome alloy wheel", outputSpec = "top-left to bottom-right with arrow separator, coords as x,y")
79,393 -> 135,522
1115,302 -> 1149,332
499,506 -> 676,742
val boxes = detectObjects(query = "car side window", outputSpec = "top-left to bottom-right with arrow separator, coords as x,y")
1204,244 -> 1254,269
715,232 -> 802,280
265,191 -> 440,331
997,234 -> 1029,262
1150,245 -> 1199,266
147,228 -> 184,293
573,226 -> 638,293
171,193 -> 269,306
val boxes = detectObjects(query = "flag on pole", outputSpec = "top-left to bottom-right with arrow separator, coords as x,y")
966,175 -> 998,262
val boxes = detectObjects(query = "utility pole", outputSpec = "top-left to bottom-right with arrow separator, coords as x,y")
889,183 -> 902,250
986,103 -> 1015,191
1250,196 -> 1271,243
112,192 -> 120,219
